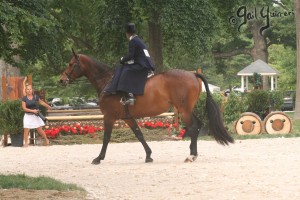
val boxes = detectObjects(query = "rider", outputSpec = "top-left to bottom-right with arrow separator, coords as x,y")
105,23 -> 155,105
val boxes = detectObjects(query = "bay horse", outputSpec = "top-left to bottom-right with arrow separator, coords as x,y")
59,51 -> 234,164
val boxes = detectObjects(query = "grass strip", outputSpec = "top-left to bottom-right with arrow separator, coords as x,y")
0,174 -> 85,192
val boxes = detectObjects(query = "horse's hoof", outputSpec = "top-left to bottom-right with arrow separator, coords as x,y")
91,159 -> 101,165
145,158 -> 153,163
184,155 -> 198,163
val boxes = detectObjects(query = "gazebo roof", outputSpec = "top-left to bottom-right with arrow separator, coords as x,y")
237,59 -> 279,76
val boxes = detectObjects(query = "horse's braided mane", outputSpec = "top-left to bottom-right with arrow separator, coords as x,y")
86,55 -> 112,72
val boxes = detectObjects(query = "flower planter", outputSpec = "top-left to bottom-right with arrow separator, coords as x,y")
0,100 -> 24,147
10,133 -> 24,147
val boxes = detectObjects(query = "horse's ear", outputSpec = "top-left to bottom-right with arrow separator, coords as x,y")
72,48 -> 78,59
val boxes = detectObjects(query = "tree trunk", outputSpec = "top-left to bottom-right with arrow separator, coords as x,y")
250,21 -> 269,90
148,12 -> 163,73
294,0 -> 300,119
213,20 -> 269,90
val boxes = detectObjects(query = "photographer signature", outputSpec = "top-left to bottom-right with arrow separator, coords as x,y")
229,5 -> 294,35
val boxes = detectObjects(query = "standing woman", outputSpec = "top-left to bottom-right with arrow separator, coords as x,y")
21,83 -> 51,147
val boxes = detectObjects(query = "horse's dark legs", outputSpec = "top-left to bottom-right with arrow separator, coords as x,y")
189,130 -> 199,154
184,113 -> 202,162
124,119 -> 153,163
92,121 -> 113,165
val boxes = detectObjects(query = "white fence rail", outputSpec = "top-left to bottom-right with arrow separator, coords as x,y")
46,109 -> 174,121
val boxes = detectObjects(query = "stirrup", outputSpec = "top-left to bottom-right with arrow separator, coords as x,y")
120,97 -> 135,106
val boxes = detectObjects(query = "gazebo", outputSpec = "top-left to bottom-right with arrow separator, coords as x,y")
237,59 -> 279,92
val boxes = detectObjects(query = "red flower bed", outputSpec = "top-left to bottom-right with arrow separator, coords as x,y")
45,121 -> 186,139
45,123 -> 104,139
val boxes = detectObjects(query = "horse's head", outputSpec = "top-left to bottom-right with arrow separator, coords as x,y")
59,49 -> 84,86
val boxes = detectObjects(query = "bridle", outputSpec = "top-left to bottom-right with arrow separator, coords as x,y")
65,54 -> 83,83
62,52 -> 115,90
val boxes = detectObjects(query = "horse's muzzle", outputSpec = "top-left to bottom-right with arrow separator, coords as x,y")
59,79 -> 69,86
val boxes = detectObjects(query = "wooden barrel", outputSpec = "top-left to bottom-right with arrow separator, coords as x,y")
235,112 -> 262,135
263,111 -> 292,134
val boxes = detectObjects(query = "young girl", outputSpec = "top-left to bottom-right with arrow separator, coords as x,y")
21,84 -> 51,147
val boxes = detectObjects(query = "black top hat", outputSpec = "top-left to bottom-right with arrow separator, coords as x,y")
125,23 -> 136,34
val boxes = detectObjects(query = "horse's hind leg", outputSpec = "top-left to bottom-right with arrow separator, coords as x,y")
124,119 -> 153,163
182,112 -> 202,162
92,119 -> 114,165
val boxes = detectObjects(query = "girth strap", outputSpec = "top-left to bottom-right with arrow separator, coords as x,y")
122,104 -> 133,119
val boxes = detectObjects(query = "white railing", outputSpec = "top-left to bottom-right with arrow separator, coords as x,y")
46,109 -> 174,121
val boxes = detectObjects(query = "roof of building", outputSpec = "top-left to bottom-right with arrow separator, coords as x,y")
237,59 -> 279,76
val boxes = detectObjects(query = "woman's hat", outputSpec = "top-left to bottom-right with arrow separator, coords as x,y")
125,23 -> 136,34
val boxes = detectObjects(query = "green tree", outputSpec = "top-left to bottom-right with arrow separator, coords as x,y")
92,0 -> 220,72
213,0 -> 296,90
1,0 -> 297,99
268,44 -> 296,90
294,0 -> 300,119
0,0 -> 102,99
0,0 -> 68,72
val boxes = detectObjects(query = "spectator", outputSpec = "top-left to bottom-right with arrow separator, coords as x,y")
21,81 -> 51,147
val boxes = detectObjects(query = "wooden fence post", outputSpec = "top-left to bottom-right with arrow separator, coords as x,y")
27,74 -> 32,85
2,76 -> 6,101
1,76 -> 8,146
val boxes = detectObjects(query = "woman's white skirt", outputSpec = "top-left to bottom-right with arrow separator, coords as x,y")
23,113 -> 45,129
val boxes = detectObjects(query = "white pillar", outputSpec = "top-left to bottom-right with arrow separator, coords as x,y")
271,75 -> 274,91
246,76 -> 249,91
275,76 -> 278,90
241,76 -> 245,92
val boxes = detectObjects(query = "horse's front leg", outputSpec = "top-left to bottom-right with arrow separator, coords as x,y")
124,119 -> 153,163
92,120 -> 114,165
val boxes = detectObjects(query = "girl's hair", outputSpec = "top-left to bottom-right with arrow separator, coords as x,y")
26,84 -> 33,89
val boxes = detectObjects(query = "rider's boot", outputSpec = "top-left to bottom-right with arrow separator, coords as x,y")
125,93 -> 136,105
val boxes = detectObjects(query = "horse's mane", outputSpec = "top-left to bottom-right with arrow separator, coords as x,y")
83,54 -> 112,72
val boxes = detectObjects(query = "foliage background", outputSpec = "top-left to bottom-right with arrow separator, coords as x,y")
0,0 -> 297,101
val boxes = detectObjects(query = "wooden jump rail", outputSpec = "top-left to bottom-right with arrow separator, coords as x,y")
47,109 -> 102,116
48,109 -> 101,114
46,112 -> 175,121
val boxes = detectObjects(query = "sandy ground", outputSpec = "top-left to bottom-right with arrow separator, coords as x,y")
1,138 -> 300,200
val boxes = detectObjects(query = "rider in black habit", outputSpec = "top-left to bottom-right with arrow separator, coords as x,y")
105,23 -> 155,105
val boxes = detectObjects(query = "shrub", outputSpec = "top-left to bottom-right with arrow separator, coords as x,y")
0,100 -> 24,135
224,92 -> 247,125
244,90 -> 283,119
245,90 -> 270,118
268,91 -> 283,111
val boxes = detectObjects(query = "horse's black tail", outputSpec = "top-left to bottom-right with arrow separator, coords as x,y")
195,73 -> 234,145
